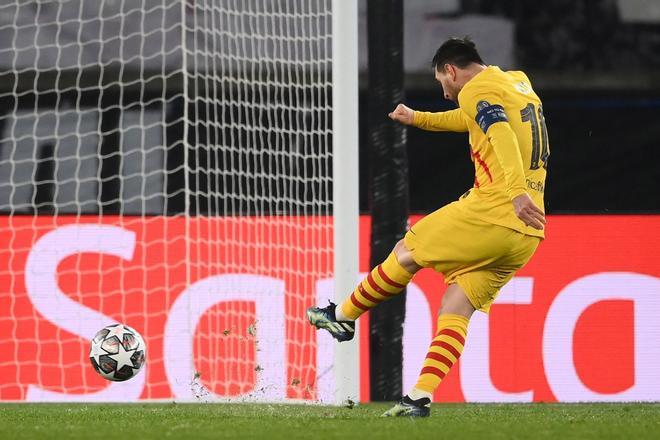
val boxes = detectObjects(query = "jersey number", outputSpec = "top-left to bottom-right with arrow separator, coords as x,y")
520,103 -> 549,170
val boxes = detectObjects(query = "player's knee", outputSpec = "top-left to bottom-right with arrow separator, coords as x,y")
393,239 -> 422,274
439,284 -> 475,318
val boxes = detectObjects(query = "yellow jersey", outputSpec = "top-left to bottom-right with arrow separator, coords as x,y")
413,66 -> 549,238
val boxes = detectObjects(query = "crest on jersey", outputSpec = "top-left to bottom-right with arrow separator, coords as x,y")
515,81 -> 532,94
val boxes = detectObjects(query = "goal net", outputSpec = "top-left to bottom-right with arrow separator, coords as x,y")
0,0 -> 357,403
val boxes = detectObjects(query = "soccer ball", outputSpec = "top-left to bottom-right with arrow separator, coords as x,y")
89,324 -> 146,382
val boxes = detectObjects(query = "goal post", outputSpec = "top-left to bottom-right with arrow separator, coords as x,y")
331,0 -> 360,405
0,0 -> 360,404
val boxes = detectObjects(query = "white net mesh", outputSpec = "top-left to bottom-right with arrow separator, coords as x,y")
0,0 -> 334,402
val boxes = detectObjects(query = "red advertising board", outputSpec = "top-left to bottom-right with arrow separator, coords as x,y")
0,215 -> 659,402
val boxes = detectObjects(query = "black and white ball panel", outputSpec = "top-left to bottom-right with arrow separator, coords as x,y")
89,324 -> 146,382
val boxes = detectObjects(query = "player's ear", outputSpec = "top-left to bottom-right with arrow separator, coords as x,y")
444,64 -> 456,81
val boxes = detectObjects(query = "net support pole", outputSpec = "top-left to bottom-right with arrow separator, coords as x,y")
332,0 -> 360,405
366,0 -> 408,401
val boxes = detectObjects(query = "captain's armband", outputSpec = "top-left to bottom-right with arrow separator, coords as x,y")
475,100 -> 508,133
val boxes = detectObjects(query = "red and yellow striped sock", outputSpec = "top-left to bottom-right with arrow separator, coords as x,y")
339,252 -> 414,320
414,314 -> 469,394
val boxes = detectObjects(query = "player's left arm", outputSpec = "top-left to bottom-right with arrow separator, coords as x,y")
460,86 -> 546,230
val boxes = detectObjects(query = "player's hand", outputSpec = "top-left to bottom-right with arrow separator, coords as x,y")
388,103 -> 414,125
512,193 -> 546,230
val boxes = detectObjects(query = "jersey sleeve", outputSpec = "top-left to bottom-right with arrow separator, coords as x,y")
412,109 -> 469,133
459,84 -> 527,200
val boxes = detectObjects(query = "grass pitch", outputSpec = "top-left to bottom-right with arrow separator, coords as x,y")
1,402 -> 659,439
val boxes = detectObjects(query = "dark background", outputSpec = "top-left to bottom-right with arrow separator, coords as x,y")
359,89 -> 660,214
1,0 -> 659,215
357,0 -> 660,215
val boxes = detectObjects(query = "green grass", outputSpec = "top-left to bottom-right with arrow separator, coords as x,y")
1,403 -> 660,439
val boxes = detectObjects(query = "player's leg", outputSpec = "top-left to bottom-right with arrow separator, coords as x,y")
382,283 -> 474,417
337,239 -> 421,320
384,232 -> 541,417
307,204 -> 460,341
306,239 -> 422,342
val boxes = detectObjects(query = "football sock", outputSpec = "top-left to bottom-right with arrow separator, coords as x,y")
339,252 -> 414,320
414,314 -> 469,394
407,387 -> 432,401
334,304 -> 351,322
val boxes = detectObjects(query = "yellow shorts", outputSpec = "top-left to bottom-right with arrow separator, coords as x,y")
404,201 -> 540,313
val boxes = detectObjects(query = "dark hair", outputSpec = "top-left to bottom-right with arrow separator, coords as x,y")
432,37 -> 484,71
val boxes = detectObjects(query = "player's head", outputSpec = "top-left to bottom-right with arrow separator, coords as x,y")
432,37 -> 485,103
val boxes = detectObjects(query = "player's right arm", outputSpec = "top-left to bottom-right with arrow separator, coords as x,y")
389,104 -> 469,132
